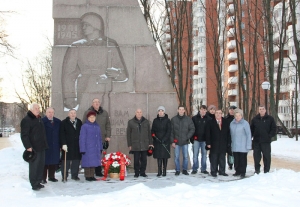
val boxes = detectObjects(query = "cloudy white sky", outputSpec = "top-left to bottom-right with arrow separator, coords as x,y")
0,0 -> 53,102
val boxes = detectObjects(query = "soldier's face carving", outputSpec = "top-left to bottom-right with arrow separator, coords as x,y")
82,22 -> 95,37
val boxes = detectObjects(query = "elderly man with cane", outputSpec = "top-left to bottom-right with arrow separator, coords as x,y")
60,109 -> 83,181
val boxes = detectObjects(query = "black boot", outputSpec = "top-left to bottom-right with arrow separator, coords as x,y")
162,158 -> 168,176
157,159 -> 162,177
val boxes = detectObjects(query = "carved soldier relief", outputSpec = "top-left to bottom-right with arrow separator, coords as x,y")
61,13 -> 128,111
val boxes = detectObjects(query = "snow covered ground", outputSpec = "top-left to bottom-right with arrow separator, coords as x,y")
1,134 -> 300,206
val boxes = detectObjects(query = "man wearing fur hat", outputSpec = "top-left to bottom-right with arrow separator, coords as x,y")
82,98 -> 111,177
20,103 -> 48,190
62,12 -> 128,110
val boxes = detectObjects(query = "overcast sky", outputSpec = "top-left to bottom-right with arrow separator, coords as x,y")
0,0 -> 53,103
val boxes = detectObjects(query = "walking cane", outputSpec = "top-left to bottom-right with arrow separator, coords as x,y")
63,150 -> 67,183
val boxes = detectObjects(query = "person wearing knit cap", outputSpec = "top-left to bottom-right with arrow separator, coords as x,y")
151,106 -> 171,176
79,110 -> 102,181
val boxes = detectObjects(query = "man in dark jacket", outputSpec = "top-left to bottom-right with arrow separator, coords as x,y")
225,105 -> 236,170
42,107 -> 61,183
171,106 -> 195,176
206,109 -> 231,177
127,109 -> 153,178
250,105 -> 276,174
60,109 -> 83,181
82,98 -> 111,176
191,105 -> 211,174
21,103 -> 48,190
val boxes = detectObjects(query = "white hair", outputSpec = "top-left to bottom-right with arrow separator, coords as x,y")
29,103 -> 39,110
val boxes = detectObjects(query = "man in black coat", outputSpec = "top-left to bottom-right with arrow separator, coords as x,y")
206,109 -> 231,177
191,105 -> 211,175
250,105 -> 276,174
224,105 -> 236,170
60,109 -> 83,181
20,103 -> 48,190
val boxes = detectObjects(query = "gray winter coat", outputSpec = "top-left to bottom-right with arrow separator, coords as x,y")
170,114 -> 195,146
127,116 -> 152,151
230,118 -> 252,153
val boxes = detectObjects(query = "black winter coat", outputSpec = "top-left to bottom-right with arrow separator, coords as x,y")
206,117 -> 231,154
127,116 -> 153,151
225,114 -> 234,124
250,114 -> 276,143
20,111 -> 48,152
151,114 -> 171,159
170,114 -> 195,146
60,117 -> 83,160
191,113 -> 211,143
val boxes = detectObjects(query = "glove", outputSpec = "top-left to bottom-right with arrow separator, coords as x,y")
62,145 -> 68,152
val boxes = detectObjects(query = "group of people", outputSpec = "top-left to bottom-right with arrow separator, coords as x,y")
20,98 -> 111,190
127,104 -> 276,180
20,99 -> 277,191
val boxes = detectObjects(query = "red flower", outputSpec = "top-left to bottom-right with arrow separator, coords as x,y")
103,151 -> 107,155
148,150 -> 152,153
194,136 -> 198,140
174,139 -> 178,143
152,133 -> 155,137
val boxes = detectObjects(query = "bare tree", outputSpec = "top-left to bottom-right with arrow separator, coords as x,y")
15,45 -> 52,115
0,11 -> 14,57
139,0 -> 193,115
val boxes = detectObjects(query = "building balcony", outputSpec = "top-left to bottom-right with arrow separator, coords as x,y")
227,4 -> 234,14
219,35 -> 225,43
165,42 -> 170,49
228,76 -> 238,84
229,102 -> 237,107
227,52 -> 237,61
193,65 -> 198,71
227,16 -> 235,26
193,54 -> 198,61
193,75 -> 199,80
227,28 -> 235,37
165,34 -> 171,40
227,0 -> 233,3
227,40 -> 236,49
194,10 -> 201,17
228,64 -> 238,72
228,89 -> 237,96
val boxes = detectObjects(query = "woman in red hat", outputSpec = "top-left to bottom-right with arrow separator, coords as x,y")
79,111 -> 103,181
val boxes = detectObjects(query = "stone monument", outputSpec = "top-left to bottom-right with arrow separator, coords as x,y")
52,0 -> 179,173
